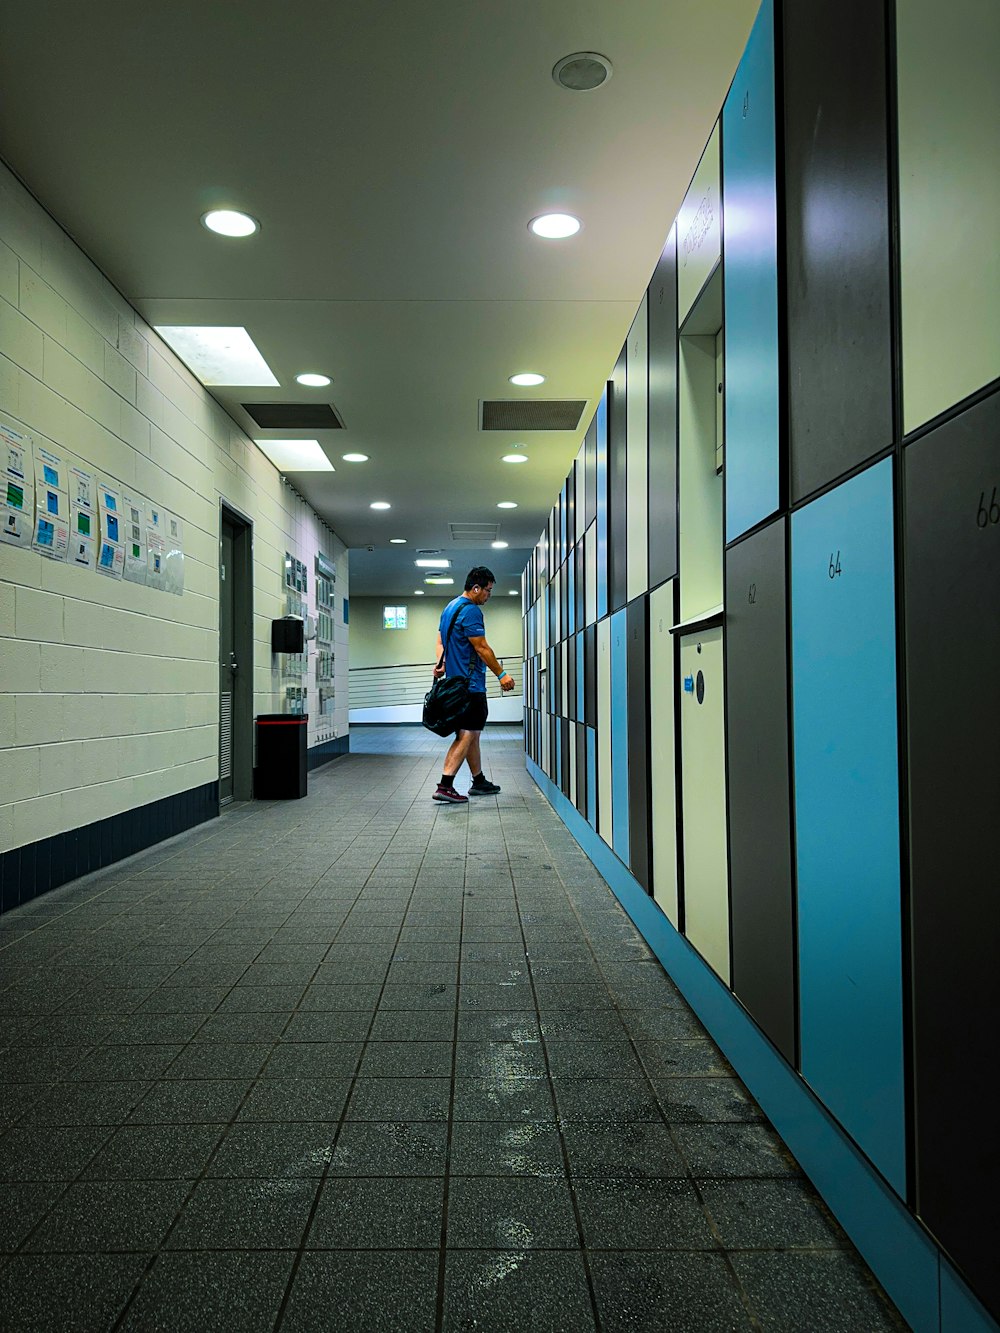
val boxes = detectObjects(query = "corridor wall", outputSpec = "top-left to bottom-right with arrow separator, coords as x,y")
522,0 -> 1000,1327
0,163 -> 349,912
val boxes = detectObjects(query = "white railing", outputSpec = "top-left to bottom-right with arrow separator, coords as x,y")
349,655 -> 523,723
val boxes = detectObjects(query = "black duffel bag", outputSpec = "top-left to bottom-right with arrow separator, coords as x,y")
422,602 -> 475,736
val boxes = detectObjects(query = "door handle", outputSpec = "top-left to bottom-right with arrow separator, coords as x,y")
229,652 -> 238,673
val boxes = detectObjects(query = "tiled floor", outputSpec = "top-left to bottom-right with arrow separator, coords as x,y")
0,726 -> 906,1331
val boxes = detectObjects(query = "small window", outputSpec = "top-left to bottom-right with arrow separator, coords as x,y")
383,605 -> 408,630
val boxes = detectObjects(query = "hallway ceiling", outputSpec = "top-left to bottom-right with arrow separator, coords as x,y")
1,0 -> 756,595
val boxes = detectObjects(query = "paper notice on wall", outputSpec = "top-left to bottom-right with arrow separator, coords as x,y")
31,444 -> 70,560
69,505 -> 95,567
0,420 -> 35,549
163,511 -> 184,596
145,502 -> 165,590
96,481 -> 124,578
121,492 -> 148,585
68,463 -> 94,512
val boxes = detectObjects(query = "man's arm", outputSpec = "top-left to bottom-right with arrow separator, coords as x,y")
467,635 -> 516,691
432,630 -> 444,678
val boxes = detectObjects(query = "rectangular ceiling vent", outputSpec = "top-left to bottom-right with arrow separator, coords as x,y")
479,399 -> 587,431
242,402 -> 344,430
449,522 -> 500,545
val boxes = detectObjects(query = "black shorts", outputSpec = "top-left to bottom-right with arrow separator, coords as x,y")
454,692 -> 488,734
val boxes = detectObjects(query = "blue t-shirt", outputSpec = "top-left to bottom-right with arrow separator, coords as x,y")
440,596 -> 486,693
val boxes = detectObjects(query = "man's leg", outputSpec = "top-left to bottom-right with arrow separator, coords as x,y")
463,732 -> 482,777
442,730 -> 474,779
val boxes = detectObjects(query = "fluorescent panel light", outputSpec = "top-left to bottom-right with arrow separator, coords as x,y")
491,541 -> 508,549
390,538 -> 407,544
413,589 -> 425,595
370,501 -> 391,510
255,439 -> 334,472
415,559 -> 451,568
155,326 -> 279,386
425,575 -> 454,585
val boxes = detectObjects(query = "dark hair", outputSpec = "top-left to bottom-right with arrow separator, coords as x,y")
465,566 -> 495,591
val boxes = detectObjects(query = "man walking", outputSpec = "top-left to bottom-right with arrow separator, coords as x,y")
432,566 -> 516,804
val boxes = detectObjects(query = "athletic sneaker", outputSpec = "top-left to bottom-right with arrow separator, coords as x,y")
469,778 -> 501,796
433,784 -> 468,804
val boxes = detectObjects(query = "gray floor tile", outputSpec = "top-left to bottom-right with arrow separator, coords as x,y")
329,1121 -> 449,1176
165,1176 -> 318,1249
236,1078 -> 351,1124
443,1250 -> 597,1332
674,1123 -> 800,1178
368,1010 -> 456,1042
360,1040 -> 453,1077
447,1176 -> 579,1249
283,1251 -> 438,1333
128,1078 -> 253,1124
307,1176 -> 444,1249
120,1251 -> 293,1333
24,1178 -> 191,1252
456,1040 -> 547,1078
656,1077 -> 764,1125
82,1123 -> 224,1180
206,1122 -> 336,1178
552,1076 -> 662,1125
281,1010 -> 371,1042
166,1042 -> 272,1080
0,1253 -> 149,1332
452,1075 -> 557,1123
346,1076 -> 451,1122
590,1251 -> 752,1332
298,983 -> 382,1010
0,1125 -> 111,1182
561,1123 -> 688,1179
573,1176 -> 717,1250
730,1251 -> 905,1331
700,1178 -> 847,1249
30,1080 -> 151,1126
262,1042 -> 362,1079
195,1012 -> 291,1043
449,1121 -> 566,1177
0,1182 -> 64,1251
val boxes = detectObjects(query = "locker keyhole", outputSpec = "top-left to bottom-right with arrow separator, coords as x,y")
696,671 -> 705,705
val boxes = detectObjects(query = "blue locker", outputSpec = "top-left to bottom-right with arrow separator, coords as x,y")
791,458 -> 905,1194
576,632 -> 585,720
567,555 -> 576,637
610,608 -> 630,863
723,0 -> 780,542
586,727 -> 597,830
596,391 -> 608,621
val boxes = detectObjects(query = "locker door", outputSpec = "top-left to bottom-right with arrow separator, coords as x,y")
608,351 -> 628,613
596,393 -> 609,621
905,391 -> 1000,1317
610,608 -> 630,863
679,627 -> 729,981
648,227 -> 679,588
725,518 -> 795,1062
627,596 -> 651,893
723,0 -> 780,543
649,581 -> 679,924
791,458 -> 904,1194
585,522 -> 597,627
626,295 -> 649,601
597,617 -> 613,846
575,720 -> 588,818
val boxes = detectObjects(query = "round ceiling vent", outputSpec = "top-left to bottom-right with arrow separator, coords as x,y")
552,52 -> 613,92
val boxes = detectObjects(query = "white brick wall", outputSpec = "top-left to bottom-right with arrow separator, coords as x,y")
0,163 -> 348,853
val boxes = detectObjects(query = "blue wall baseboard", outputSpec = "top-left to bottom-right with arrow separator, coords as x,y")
526,755 -> 997,1333
0,780 -> 220,917
307,734 -> 351,768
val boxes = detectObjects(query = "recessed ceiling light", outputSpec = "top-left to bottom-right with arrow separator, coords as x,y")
201,209 -> 259,237
509,372 -> 545,387
296,373 -> 331,387
497,501 -> 518,509
528,213 -> 581,239
509,590 -> 519,595
342,453 -> 369,463
254,439 -> 333,472
390,538 -> 407,544
370,501 -> 391,510
552,52 -> 613,92
425,575 -> 454,585
154,326 -> 278,386
414,589 -> 425,595
502,453 -> 529,464
491,541 -> 509,549
416,559 -> 450,569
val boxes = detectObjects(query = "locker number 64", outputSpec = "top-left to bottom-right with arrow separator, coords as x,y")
977,488 -> 999,528
828,551 -> 842,579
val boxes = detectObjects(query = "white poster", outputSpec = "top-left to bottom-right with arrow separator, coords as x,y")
0,420 -> 34,549
96,481 -> 124,579
68,463 -> 94,512
32,444 -> 70,561
145,501 -> 165,590
121,491 -> 148,585
69,505 -> 95,567
163,510 -> 184,596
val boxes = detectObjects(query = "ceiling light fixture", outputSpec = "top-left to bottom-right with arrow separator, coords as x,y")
502,453 -> 529,464
201,209 -> 259,237
509,590 -> 519,596
296,373 -> 331,387
497,501 -> 518,509
414,589 -> 425,595
415,559 -> 451,569
528,213 -> 581,239
154,326 -> 278,386
254,439 -> 333,472
552,52 -> 613,92
370,501 -> 391,510
491,541 -> 509,549
342,453 -> 369,462
509,372 -> 545,387
390,538 -> 407,544
425,575 -> 454,586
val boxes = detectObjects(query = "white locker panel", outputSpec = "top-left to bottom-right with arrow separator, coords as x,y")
597,616 -> 613,847
679,628 -> 730,982
649,581 -> 679,924
626,294 -> 650,602
585,522 -> 597,627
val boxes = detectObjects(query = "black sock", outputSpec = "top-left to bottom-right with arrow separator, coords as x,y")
471,772 -> 485,785
440,773 -> 454,789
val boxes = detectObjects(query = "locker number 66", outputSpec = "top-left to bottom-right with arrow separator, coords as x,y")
976,488 -> 999,528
